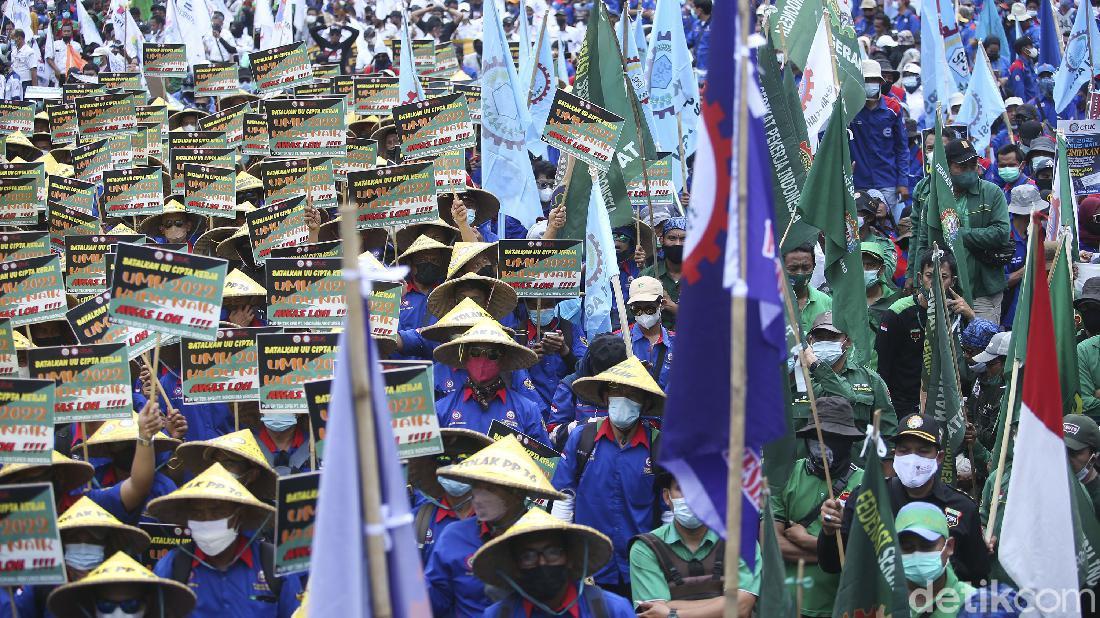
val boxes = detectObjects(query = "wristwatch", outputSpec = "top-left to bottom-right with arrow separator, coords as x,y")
668,610 -> 679,618
136,435 -> 152,447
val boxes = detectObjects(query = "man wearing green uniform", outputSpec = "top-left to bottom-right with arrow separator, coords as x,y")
856,192 -> 899,279
639,218 -> 685,331
897,501 -> 975,617
784,243 -> 832,335
771,397 -> 866,618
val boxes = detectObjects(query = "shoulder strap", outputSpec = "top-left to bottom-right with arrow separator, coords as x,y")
587,584 -> 608,618
795,465 -> 856,528
648,342 -> 668,382
632,532 -> 685,586
260,541 -> 284,598
170,543 -> 194,585
574,420 -> 600,482
415,502 -> 435,546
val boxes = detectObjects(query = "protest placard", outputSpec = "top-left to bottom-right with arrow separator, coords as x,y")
243,113 -> 269,155
330,75 -> 356,106
0,232 -> 49,262
488,420 -> 561,480
181,326 -> 279,404
0,255 -> 66,327
303,378 -> 330,461
246,196 -> 310,265
259,157 -> 337,209
311,63 -> 341,82
274,471 -> 320,576
354,76 -> 400,115
453,83 -> 480,122
250,42 -> 315,93
413,38 -> 436,71
0,179 -> 38,227
1061,120 -> 1100,196
108,134 -> 134,168
0,320 -> 17,376
626,155 -> 676,207
265,97 -> 347,158
167,130 -> 230,151
65,234 -> 145,293
348,161 -> 437,228
75,93 -> 137,138
369,281 -> 402,338
0,378 -> 54,464
108,243 -> 229,341
63,81 -> 105,104
99,72 -> 142,90
269,240 -> 342,259
198,103 -> 247,147
138,523 -> 190,569
265,258 -> 346,328
46,176 -> 96,216
430,43 -> 459,76
0,483 -> 65,585
139,121 -> 163,159
498,239 -> 583,298
0,100 -> 33,135
170,147 -> 236,194
293,81 -> 331,97
102,167 -> 164,218
129,124 -> 151,166
541,90 -> 625,172
66,292 -> 157,360
393,93 -> 474,158
46,103 -> 76,144
142,43 -> 188,77
28,343 -> 133,423
194,62 -> 241,97
137,103 -> 168,129
0,162 -> 46,206
257,332 -> 338,411
47,204 -> 98,253
383,364 -> 443,459
183,163 -> 236,218
72,137 -> 111,183
334,138 -> 378,180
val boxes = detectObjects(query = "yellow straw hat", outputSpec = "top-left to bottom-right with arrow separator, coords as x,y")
419,297 -> 494,341
235,170 -> 263,193
397,234 -> 452,263
394,218 -> 459,252
427,272 -> 517,320
433,317 -> 537,371
5,130 -> 43,160
571,357 -> 666,412
215,225 -> 250,260
147,463 -> 276,530
173,430 -> 277,501
221,90 -> 259,110
0,450 -> 94,491
46,551 -> 196,618
471,508 -> 613,588
12,328 -> 31,350
223,269 -> 267,298
445,241 -> 496,279
58,496 -> 152,553
194,226 -> 238,256
85,414 -> 182,457
436,435 -> 565,500
106,222 -> 139,235
137,199 -> 203,237
438,189 -> 501,229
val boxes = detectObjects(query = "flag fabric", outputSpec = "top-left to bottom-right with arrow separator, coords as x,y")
646,0 -> 701,190
632,15 -> 648,69
77,0 -> 104,46
619,8 -> 659,144
3,0 -> 33,43
582,181 -> 618,338
954,46 -> 1006,153
526,18 -> 557,159
795,99 -> 872,363
309,294 -> 432,617
769,0 -> 823,71
934,0 -> 971,91
271,0 -> 294,48
1054,0 -> 1100,113
830,434 -> 910,618
919,0 -> 958,127
253,0 -> 276,49
174,0 -> 212,65
1038,0 -> 1062,67
108,0 -> 144,59
558,2 -> 656,240
661,0 -> 787,567
821,0 -> 866,127
480,0 -> 542,230
799,15 -> 839,151
65,43 -> 87,71
162,0 -> 186,47
757,498 -> 797,618
921,113 -> 974,303
999,215 -> 1080,617
925,246 -> 965,485
398,15 -> 425,104
1051,235 -> 1082,415
975,0 -> 1009,66
1047,134 -> 1079,256
517,0 -> 533,77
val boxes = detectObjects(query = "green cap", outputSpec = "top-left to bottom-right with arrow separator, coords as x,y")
1064,414 -> 1100,451
860,241 -> 886,263
895,501 -> 949,541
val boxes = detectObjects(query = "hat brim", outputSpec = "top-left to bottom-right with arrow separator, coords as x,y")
47,572 -> 195,618
971,349 -> 1003,363
147,494 -> 276,531
436,463 -> 566,500
898,527 -> 944,542
0,459 -> 95,492
137,211 -> 205,237
395,220 -> 459,252
571,375 -> 665,412
433,332 -> 538,372
795,420 -> 865,439
173,443 -> 278,502
891,429 -> 942,447
438,190 -> 501,228
1074,295 -> 1100,310
60,520 -> 151,555
471,521 -> 613,588
427,275 -> 518,320
85,435 -> 181,458
1065,435 -> 1090,452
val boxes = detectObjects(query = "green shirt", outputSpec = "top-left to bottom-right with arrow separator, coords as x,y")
771,460 -> 865,617
639,260 -> 681,330
790,360 -> 898,445
1078,335 -> 1100,420
628,522 -> 760,605
798,287 -> 833,335
908,566 -> 976,618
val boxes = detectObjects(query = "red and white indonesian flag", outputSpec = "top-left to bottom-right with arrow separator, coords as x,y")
1000,215 -> 1081,618
800,16 -> 839,154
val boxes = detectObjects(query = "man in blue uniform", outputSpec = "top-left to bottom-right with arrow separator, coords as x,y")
397,235 -> 453,332
520,297 -> 589,413
624,276 -> 675,390
1008,36 -> 1039,102
851,59 -> 910,219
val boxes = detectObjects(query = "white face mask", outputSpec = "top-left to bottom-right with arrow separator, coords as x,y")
181,123 -> 197,131
64,542 -> 105,571
539,187 -> 554,203
893,453 -> 939,488
607,396 -> 642,429
96,607 -> 146,618
671,497 -> 704,529
187,517 -> 238,556
636,311 -> 661,329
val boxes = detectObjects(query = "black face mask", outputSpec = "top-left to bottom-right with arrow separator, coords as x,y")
1036,177 -> 1053,191
663,244 -> 683,264
476,264 -> 495,278
413,261 -> 445,286
1083,308 -> 1100,336
516,564 -> 569,602
805,437 -> 853,477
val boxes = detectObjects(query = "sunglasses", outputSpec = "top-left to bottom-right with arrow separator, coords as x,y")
630,305 -> 659,315
95,599 -> 145,613
467,347 -> 501,360
516,546 -> 566,569
162,219 -> 188,228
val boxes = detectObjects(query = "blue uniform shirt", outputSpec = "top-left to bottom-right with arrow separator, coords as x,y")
1002,224 -> 1028,328
399,283 -> 432,331
132,365 -> 235,442
436,384 -> 550,444
551,419 -> 660,586
548,374 -> 604,429
86,462 -> 177,525
893,9 -> 919,35
483,584 -> 637,617
425,517 -> 497,618
628,323 -> 674,390
521,312 -> 588,413
414,494 -> 468,564
849,98 -> 910,191
477,216 -> 528,242
1009,58 -> 1039,101
434,363 -> 540,405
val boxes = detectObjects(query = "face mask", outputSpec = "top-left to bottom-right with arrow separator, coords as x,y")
64,542 -> 105,571
864,82 -> 881,99
539,187 -> 554,203
412,261 -> 444,286
998,166 -> 1021,182
306,14 -> 317,23
810,340 -> 845,366
902,547 -> 947,585
968,361 -> 987,374
187,517 -> 238,556
950,171 -> 979,190
636,311 -> 662,329
261,412 -> 297,432
671,497 -> 704,529
96,606 -> 146,618
438,476 -> 472,497
663,244 -> 683,264
529,308 -> 555,326
465,208 -> 477,225
857,216 -> 865,228
472,486 -> 509,522
863,269 -> 880,288
788,272 -> 812,290
466,355 -> 501,383
1078,463 -> 1092,482
181,123 -> 197,131
516,564 -> 569,602
607,396 -> 642,429
893,453 -> 939,488
1025,47 -> 1038,59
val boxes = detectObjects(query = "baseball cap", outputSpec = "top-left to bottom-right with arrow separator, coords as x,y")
897,30 -> 915,46
902,61 -> 920,75
628,276 -> 664,304
854,192 -> 877,216
1008,184 -> 1049,216
876,35 -> 897,48
860,0 -> 876,8
1074,277 -> 1100,309
973,331 -> 1012,363
1064,414 -> 1100,451
896,501 -> 949,541
1036,63 -> 1055,76
949,92 -> 965,108
894,413 -> 944,447
945,138 -> 978,165
1004,96 -> 1024,108
1032,156 -> 1055,173
809,311 -> 844,336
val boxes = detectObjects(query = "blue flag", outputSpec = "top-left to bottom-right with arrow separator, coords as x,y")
308,294 -> 431,616
1038,0 -> 1062,67
646,0 -> 701,192
582,183 -> 618,337
956,46 -> 1006,152
660,0 -> 787,568
1054,0 -> 1100,113
975,0 -> 1009,71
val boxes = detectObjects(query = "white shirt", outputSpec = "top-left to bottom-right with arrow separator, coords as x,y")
50,39 -> 83,75
453,15 -> 482,40
11,42 -> 40,82
204,32 -> 236,62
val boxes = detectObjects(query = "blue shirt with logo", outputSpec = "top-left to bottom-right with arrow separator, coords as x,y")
436,385 -> 550,444
849,97 -> 910,190
424,517 -> 495,618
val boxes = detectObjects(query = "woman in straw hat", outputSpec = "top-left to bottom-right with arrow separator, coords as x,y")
473,508 -> 636,617
147,463 -> 304,616
548,356 -> 667,598
432,318 -> 549,444
425,435 -> 566,617
47,552 -> 197,618
408,428 -> 493,563
397,235 -> 453,331
57,496 -> 152,581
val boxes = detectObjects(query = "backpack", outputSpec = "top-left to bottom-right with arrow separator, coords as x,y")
169,540 -> 284,600
571,419 -> 663,527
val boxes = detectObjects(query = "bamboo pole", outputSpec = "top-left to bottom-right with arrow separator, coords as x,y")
985,358 -> 1021,544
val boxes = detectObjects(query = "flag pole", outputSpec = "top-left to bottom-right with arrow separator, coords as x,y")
338,178 -> 393,617
528,10 -> 550,97
985,358 -> 1020,544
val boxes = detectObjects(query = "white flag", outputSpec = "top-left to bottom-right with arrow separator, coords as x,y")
799,16 -> 839,152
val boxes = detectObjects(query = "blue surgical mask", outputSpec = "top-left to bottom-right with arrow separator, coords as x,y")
671,497 -> 704,529
607,396 -> 642,429
438,477 -> 472,497
261,413 -> 298,432
902,547 -> 947,585
466,208 -> 477,225
864,82 -> 881,98
810,340 -> 845,365
64,542 -> 105,571
529,308 -> 556,326
864,269 -> 880,288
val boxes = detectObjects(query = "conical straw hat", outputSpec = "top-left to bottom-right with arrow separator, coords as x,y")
446,241 -> 496,279
436,435 -> 564,500
394,218 -> 459,252
427,272 -> 517,320
58,496 -> 151,552
0,450 -> 94,491
194,226 -> 238,256
223,269 -> 267,298
471,507 -> 613,587
235,170 -> 262,192
571,356 -> 666,410
420,297 -> 494,341
433,318 -> 537,372
173,430 -> 277,501
85,413 -> 181,457
12,328 -> 31,350
47,551 -> 196,618
397,234 -> 451,263
106,222 -> 139,235
147,462 -> 275,530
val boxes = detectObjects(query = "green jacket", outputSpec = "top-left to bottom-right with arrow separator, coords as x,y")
790,358 -> 898,441
909,177 -> 1010,300
908,566 -> 976,618
1078,335 -> 1100,420
798,286 -> 833,335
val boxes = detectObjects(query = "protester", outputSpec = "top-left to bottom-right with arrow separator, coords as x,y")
897,502 -> 976,617
639,218 -> 685,330
48,552 -> 196,618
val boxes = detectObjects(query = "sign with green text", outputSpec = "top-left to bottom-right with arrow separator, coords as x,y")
181,326 -> 279,404
626,155 -> 676,207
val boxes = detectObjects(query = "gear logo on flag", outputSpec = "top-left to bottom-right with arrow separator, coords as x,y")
481,57 -> 525,148
799,69 -> 815,112
651,54 -> 673,91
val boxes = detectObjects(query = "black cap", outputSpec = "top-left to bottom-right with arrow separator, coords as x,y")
944,138 -> 978,164
795,396 -> 864,439
1019,121 -> 1043,141
893,413 -> 943,447
1014,104 -> 1039,122
854,192 -> 877,216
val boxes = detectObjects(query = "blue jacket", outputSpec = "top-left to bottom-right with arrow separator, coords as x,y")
1008,58 -> 1038,102
548,373 -> 604,430
436,384 -> 550,444
86,460 -> 178,525
893,9 -> 919,35
483,585 -> 637,617
425,517 -> 496,617
628,323 -> 674,390
687,16 -> 711,70
850,98 -> 910,190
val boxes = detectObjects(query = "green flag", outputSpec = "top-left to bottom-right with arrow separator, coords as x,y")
796,99 -> 870,363
923,112 -> 974,303
830,435 -> 910,618
759,497 -> 798,618
757,40 -> 817,252
821,0 -> 867,127
764,277 -> 804,494
926,245 -> 965,486
768,0 -> 822,70
1055,134 -> 1080,258
1070,471 -> 1100,588
1051,235 -> 1083,415
559,2 -> 656,240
